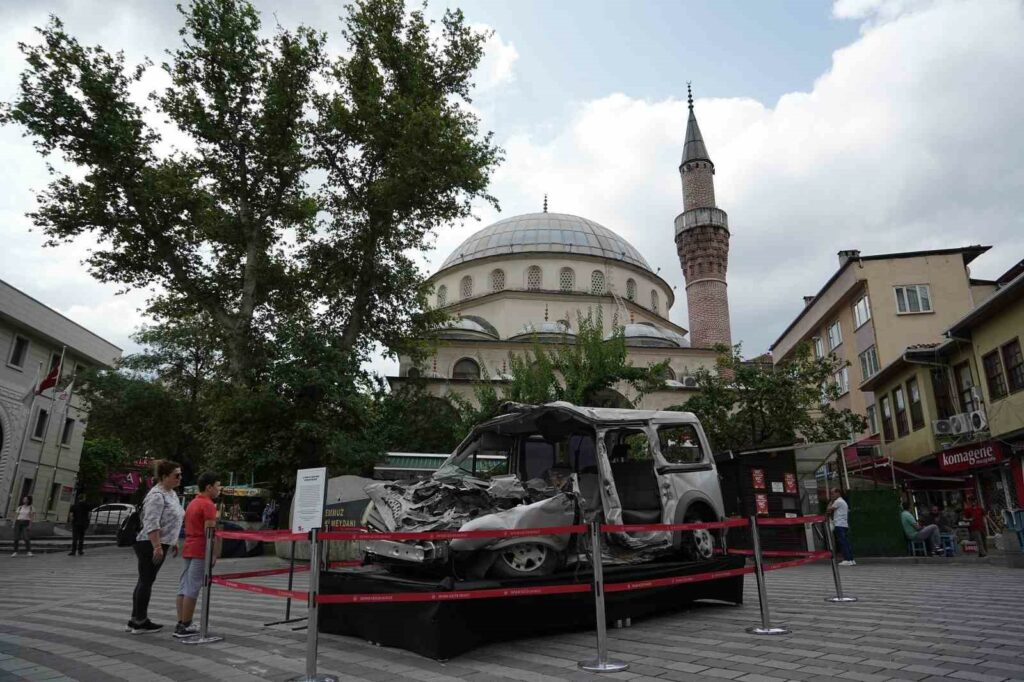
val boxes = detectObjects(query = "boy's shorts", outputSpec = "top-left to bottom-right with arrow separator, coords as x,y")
178,557 -> 206,599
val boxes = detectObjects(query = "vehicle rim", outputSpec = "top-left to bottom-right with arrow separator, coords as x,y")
693,529 -> 714,559
500,543 -> 549,572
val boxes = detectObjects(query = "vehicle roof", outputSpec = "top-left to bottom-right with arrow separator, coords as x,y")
483,401 -> 699,428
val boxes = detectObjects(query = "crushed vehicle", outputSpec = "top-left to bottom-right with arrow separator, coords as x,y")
362,402 -> 727,579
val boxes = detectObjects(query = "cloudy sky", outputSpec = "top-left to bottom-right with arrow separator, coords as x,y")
1,0 -> 1022,376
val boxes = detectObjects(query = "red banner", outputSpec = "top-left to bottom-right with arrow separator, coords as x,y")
937,441 -> 1006,472
752,468 -> 766,490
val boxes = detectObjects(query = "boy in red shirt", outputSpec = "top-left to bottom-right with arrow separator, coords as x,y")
174,472 -> 222,638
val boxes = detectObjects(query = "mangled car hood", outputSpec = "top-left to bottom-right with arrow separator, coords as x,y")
364,475 -> 561,532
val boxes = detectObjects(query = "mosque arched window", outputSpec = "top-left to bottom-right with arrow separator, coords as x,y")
664,366 -> 676,380
460,275 -> 473,299
559,267 -> 575,292
490,269 -> 505,292
591,270 -> 606,295
452,357 -> 481,380
407,367 -> 421,379
626,278 -> 637,301
526,266 -> 543,290
436,285 -> 447,307
651,290 -> 659,314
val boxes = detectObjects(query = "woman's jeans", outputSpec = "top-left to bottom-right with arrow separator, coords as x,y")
13,520 -> 30,553
834,526 -> 853,561
131,541 -> 169,623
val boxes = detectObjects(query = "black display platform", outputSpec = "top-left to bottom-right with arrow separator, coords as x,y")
319,556 -> 746,660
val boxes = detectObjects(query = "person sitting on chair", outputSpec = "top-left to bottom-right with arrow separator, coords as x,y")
900,502 -> 942,555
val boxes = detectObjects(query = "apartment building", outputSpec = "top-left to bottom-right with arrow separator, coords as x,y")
0,279 -> 121,521
860,261 -> 1023,517
770,246 -> 995,441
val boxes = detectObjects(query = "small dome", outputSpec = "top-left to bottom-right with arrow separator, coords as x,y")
435,317 -> 499,341
607,323 -> 681,348
508,320 -> 575,343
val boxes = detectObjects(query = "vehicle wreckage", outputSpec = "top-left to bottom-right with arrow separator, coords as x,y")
362,401 -> 727,578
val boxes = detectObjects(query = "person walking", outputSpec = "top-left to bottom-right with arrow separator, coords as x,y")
962,495 -> 988,557
68,494 -> 92,556
174,471 -> 221,638
827,487 -> 855,566
126,460 -> 184,635
11,496 -> 33,557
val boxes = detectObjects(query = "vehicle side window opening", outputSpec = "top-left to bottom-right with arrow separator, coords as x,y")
520,432 -> 597,481
658,424 -> 704,464
605,428 -> 661,524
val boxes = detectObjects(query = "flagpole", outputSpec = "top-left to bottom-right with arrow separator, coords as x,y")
4,362 -> 43,520
44,375 -> 76,516
34,346 -> 66,520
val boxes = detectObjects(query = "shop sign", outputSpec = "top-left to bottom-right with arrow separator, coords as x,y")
937,441 -> 1006,472
784,473 -> 798,494
751,468 -> 766,490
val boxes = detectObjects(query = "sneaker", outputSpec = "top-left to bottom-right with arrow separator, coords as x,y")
838,560 -> 854,566
77,551 -> 83,556
26,552 -> 33,557
9,553 -> 16,558
126,620 -> 163,635
173,622 -> 200,639
68,552 -> 76,556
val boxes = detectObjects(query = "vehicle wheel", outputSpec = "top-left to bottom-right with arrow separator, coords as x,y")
488,543 -> 559,578
681,516 -> 716,561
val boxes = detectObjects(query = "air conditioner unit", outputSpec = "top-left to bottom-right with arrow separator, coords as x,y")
969,409 -> 988,431
682,376 -> 698,388
932,419 -> 953,436
948,413 -> 971,435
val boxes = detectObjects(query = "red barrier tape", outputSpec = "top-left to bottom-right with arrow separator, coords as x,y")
762,550 -> 832,571
317,581 -> 591,604
319,524 -> 587,543
327,560 -> 363,569
755,515 -> 826,526
602,518 -> 749,533
216,529 -> 309,542
211,576 -> 308,601
604,565 -> 755,593
215,566 -> 309,580
726,548 -> 824,558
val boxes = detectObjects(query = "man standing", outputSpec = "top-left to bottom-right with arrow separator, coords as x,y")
827,487 -> 855,566
962,495 -> 988,557
68,494 -> 91,556
901,502 -> 942,555
174,472 -> 221,638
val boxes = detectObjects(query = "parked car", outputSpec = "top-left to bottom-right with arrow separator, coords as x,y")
89,503 -> 136,528
363,402 -> 726,579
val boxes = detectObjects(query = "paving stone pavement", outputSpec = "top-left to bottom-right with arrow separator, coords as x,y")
0,546 -> 1021,681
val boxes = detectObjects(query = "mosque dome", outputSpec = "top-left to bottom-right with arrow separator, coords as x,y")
508,320 -> 575,343
439,212 -> 653,273
607,322 -> 683,348
434,316 -> 499,341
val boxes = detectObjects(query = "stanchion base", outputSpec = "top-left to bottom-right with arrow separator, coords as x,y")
745,626 -> 791,636
284,676 -> 338,682
578,660 -> 630,673
181,635 -> 224,645
824,596 -> 859,603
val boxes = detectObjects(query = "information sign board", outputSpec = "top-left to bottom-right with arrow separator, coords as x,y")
291,467 -> 328,533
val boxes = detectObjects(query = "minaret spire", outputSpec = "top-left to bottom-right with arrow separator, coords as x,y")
682,84 -> 711,166
543,193 -> 548,213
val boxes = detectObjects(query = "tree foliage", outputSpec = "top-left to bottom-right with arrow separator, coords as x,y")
676,343 -> 867,453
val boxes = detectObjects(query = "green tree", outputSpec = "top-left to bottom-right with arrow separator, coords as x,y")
77,438 -> 133,501
676,343 -> 867,453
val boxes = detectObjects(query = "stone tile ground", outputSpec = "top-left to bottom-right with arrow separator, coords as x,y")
0,547 -> 1021,681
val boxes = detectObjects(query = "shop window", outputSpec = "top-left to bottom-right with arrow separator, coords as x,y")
893,386 -> 909,437
526,265 -> 542,290
590,270 -> 605,295
907,377 -> 924,430
894,284 -> 932,314
982,350 -> 1008,400
812,336 -> 824,359
853,295 -> 871,328
32,408 -> 48,440
826,319 -> 842,350
955,362 -> 976,412
436,284 -> 447,307
930,368 -> 955,420
7,334 -> 29,369
657,424 -> 703,464
460,275 -> 473,299
490,269 -> 505,292
865,404 -> 878,435
452,358 -> 481,380
1002,338 -> 1024,393
559,267 -> 575,292
879,396 -> 894,442
626,278 -> 636,301
859,346 -> 880,379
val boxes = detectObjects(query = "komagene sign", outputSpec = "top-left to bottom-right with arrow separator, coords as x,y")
938,441 -> 1006,472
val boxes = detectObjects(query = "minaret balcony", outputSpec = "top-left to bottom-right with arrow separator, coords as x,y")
674,207 -> 729,237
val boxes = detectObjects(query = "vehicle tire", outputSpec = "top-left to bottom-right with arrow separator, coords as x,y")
488,543 -> 560,578
680,514 -> 716,561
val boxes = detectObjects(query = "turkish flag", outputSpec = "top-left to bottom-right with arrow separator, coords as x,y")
36,364 -> 60,394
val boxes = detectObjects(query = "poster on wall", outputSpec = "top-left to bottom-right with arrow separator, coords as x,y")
784,473 -> 798,494
751,468 -> 766,490
755,493 -> 769,515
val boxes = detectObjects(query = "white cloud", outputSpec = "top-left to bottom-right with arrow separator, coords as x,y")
473,25 -> 519,91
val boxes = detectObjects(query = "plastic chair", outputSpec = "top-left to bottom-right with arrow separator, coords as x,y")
939,533 -> 957,556
1003,510 -> 1024,552
907,539 -> 928,556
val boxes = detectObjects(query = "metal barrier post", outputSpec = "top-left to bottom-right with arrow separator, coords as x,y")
265,540 -> 307,626
823,521 -> 858,603
578,518 -> 629,673
745,516 -> 790,635
183,526 -> 224,645
287,528 -> 336,682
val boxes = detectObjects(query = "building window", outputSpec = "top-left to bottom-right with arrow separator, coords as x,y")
32,408 -> 48,440
859,346 -> 880,379
879,395 -> 894,442
931,367 -> 955,420
826,320 -> 842,350
590,270 -> 606,295
460,275 -> 473,299
893,386 -> 909,437
436,285 -> 447,307
1002,338 -> 1024,393
49,483 -> 61,512
907,377 -> 924,430
7,334 -> 29,369
866,404 -> 878,435
853,295 -> 871,328
651,290 -> 659,314
894,284 -> 932,314
626,278 -> 636,301
490,269 -> 505,292
982,350 -> 1008,400
527,265 -> 542,290
60,418 -> 75,445
812,337 -> 824,359
559,267 -> 575,292
833,367 -> 850,396
955,362 -> 976,413
452,358 -> 481,380
664,366 -> 676,380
